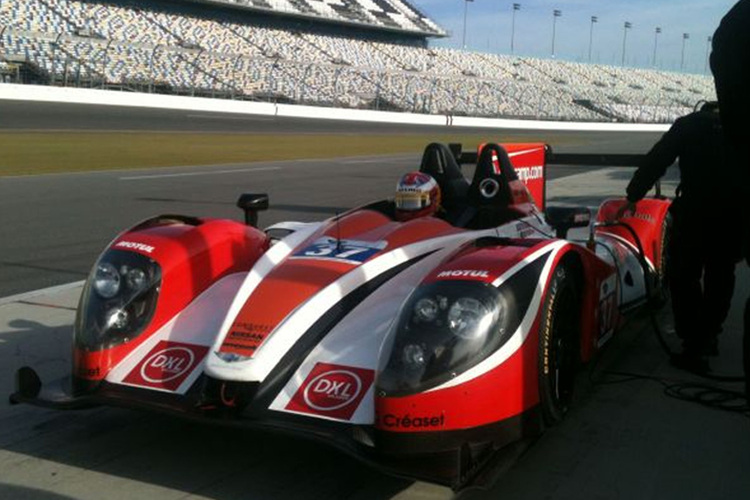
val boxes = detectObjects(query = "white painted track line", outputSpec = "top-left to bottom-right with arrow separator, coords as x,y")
119,166 -> 282,181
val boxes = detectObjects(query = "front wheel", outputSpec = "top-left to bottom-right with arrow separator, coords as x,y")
538,264 -> 580,425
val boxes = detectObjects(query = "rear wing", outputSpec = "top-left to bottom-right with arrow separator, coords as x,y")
451,142 -> 549,211
449,143 -> 651,209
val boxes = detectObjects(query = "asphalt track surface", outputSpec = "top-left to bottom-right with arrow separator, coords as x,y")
0,99 -> 664,297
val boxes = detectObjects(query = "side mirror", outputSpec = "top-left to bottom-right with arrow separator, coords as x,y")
545,206 -> 591,238
237,193 -> 269,228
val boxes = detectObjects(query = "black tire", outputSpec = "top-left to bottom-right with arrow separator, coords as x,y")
538,264 -> 580,426
653,215 -> 672,307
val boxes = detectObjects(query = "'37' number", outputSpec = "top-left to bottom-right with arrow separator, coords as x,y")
304,245 -> 370,259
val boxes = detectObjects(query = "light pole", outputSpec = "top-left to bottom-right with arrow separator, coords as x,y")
511,3 -> 520,54
588,16 -> 598,62
681,32 -> 690,71
705,35 -> 712,74
462,0 -> 473,49
621,21 -> 632,66
551,9 -> 562,58
653,27 -> 661,67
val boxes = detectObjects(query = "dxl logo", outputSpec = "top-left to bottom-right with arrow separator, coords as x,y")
304,370 -> 362,411
286,363 -> 375,421
123,341 -> 209,392
141,347 -> 195,383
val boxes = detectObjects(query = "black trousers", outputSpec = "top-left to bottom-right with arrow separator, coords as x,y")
745,298 -> 750,398
667,204 -> 740,352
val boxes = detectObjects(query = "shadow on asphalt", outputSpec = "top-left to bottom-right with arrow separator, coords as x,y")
0,319 -> 417,500
0,484 -> 79,500
1,403 -> 415,500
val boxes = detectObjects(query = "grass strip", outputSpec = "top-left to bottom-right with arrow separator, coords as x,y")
0,131 -> 584,177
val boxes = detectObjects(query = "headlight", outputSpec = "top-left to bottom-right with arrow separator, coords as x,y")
75,249 -> 161,351
125,267 -> 148,292
378,266 -> 539,396
105,308 -> 130,330
402,344 -> 427,367
447,297 -> 499,339
94,262 -> 121,298
414,297 -> 439,323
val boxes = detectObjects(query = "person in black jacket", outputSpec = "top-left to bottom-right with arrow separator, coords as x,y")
617,103 -> 742,372
711,0 -> 750,393
711,0 -> 750,155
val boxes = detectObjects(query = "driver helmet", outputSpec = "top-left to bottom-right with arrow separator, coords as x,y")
394,172 -> 441,221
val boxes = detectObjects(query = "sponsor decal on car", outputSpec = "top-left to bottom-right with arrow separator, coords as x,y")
515,222 -> 537,239
286,363 -> 375,420
292,237 -> 387,264
222,322 -> 274,357
514,165 -> 545,182
631,212 -> 655,224
114,241 -> 155,254
123,341 -> 208,391
436,269 -> 491,279
378,413 -> 446,429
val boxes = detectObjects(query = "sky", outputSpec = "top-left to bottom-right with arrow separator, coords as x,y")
409,0 -> 738,74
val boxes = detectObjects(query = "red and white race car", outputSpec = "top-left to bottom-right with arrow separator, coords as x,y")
11,142 -> 670,488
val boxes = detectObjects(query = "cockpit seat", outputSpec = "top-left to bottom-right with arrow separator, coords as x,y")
418,142 -> 470,213
461,144 -> 525,229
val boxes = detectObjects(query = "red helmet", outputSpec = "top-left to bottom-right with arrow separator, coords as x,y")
394,172 -> 441,221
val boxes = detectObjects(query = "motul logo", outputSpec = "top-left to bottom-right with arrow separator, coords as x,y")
437,270 -> 490,279
287,363 -> 375,420
141,347 -> 195,383
115,241 -> 155,254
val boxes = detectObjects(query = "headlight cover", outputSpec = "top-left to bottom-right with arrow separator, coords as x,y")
93,262 -> 121,299
75,249 -> 161,351
378,261 -> 542,396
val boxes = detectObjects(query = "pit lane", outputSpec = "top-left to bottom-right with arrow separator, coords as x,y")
1,106 -> 748,499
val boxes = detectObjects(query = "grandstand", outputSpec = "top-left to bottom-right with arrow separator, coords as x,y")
0,0 -> 715,122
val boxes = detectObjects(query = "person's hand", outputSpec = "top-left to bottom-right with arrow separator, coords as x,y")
614,201 -> 637,220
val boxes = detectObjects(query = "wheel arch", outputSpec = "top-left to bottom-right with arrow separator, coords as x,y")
556,251 -> 584,363
537,248 -> 583,425
555,247 -> 604,363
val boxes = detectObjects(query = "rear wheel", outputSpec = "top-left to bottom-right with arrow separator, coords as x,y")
651,215 -> 672,308
538,264 -> 580,425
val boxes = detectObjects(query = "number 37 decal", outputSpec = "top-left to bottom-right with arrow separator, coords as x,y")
292,237 -> 388,264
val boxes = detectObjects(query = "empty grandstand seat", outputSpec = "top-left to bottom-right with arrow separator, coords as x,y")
3,0 -> 714,118
418,142 -> 469,213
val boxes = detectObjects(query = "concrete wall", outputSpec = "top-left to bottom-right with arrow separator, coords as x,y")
0,83 -> 670,133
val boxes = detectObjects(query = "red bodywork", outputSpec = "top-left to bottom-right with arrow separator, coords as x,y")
74,218 -> 267,381
597,198 -> 671,267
